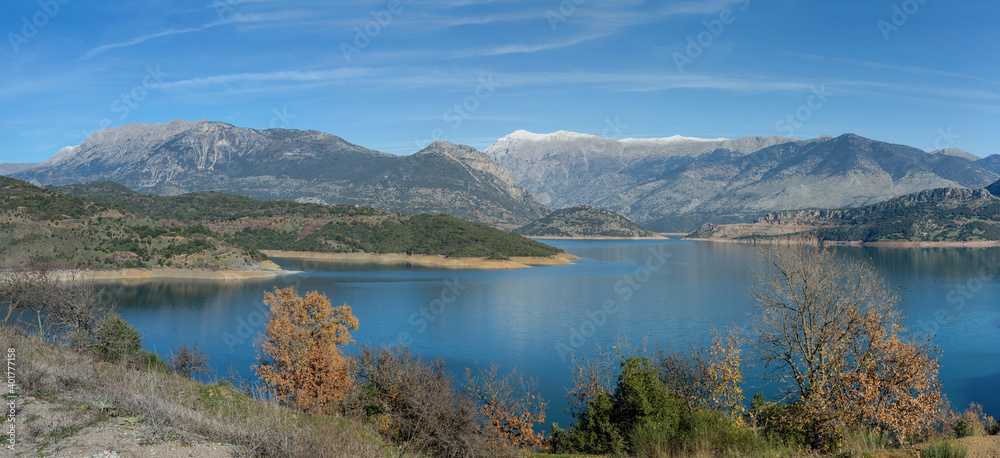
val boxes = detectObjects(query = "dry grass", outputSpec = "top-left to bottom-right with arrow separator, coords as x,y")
1,325 -> 399,457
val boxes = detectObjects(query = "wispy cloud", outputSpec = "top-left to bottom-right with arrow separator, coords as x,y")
80,10 -> 312,60
150,67 -> 381,90
81,23 -> 225,60
146,64 -> 1000,110
786,52 -> 1000,87
449,33 -> 611,58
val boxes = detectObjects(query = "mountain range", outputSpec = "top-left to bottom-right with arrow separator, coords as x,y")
10,121 -> 1000,233
484,131 -> 998,231
13,120 -> 547,229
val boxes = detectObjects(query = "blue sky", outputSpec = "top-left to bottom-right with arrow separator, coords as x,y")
2,0 -> 998,163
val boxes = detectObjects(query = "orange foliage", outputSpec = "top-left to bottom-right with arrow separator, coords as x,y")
254,286 -> 358,414
707,328 -> 746,423
833,309 -> 943,443
465,363 -> 548,450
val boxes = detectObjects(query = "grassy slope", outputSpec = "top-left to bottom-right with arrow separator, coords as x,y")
1,326 -> 396,457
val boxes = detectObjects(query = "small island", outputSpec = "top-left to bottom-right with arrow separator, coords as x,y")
515,205 -> 662,239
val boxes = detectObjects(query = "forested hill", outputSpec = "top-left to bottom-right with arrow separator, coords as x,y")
515,205 -> 658,238
689,187 -> 1000,242
0,176 -> 263,269
49,180 -> 562,260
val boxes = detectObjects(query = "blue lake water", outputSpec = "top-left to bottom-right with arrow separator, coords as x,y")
105,240 -> 1000,427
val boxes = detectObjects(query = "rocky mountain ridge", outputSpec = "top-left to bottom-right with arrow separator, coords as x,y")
485,130 -> 998,231
14,120 -> 548,229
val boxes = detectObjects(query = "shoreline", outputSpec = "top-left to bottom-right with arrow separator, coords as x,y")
261,250 -> 579,269
55,260 -> 300,283
823,240 -> 1000,248
685,237 -> 1000,248
528,235 -> 667,240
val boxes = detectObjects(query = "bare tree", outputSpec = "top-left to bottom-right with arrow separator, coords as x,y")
1,265 -> 113,350
46,275 -> 114,348
750,244 -> 942,442
0,268 -> 45,327
751,245 -> 899,400
168,344 -> 214,378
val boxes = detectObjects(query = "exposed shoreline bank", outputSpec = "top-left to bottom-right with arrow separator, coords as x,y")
528,235 -> 668,240
48,260 -> 300,283
261,250 -> 579,269
33,250 -> 582,283
685,237 -> 1000,248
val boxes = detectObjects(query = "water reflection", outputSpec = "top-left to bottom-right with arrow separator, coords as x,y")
101,241 -> 1000,427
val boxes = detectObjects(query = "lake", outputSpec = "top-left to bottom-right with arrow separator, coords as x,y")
104,240 -> 1000,428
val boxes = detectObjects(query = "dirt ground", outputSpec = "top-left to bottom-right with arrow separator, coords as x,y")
873,435 -> 1000,458
7,394 -> 241,458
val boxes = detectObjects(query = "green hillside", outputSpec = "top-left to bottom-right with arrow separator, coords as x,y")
0,176 -> 109,220
515,205 -> 657,238
44,180 -> 562,264
0,178 -> 260,269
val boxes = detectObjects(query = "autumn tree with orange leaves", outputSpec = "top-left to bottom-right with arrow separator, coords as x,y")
254,287 -> 358,415
750,245 -> 942,447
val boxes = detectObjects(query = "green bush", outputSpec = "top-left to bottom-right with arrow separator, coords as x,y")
923,440 -> 968,458
94,314 -> 141,362
552,356 -> 775,456
989,420 -> 1000,436
747,392 -> 845,452
550,356 -> 687,456
550,391 -> 627,455
137,350 -> 171,373
953,416 -> 975,438
684,409 -> 770,455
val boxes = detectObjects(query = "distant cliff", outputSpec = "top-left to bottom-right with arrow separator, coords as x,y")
688,187 -> 1000,242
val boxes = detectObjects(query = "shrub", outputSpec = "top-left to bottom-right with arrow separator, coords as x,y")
676,409 -> 769,456
137,350 -> 171,373
464,363 -> 547,450
551,356 -> 687,456
955,403 -> 991,437
94,314 -> 141,363
923,440 -> 968,458
654,329 -> 745,421
989,420 -> 1000,436
748,393 -> 842,452
348,344 -> 504,458
550,390 -> 625,455
168,344 -> 214,379
952,416 -> 975,439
